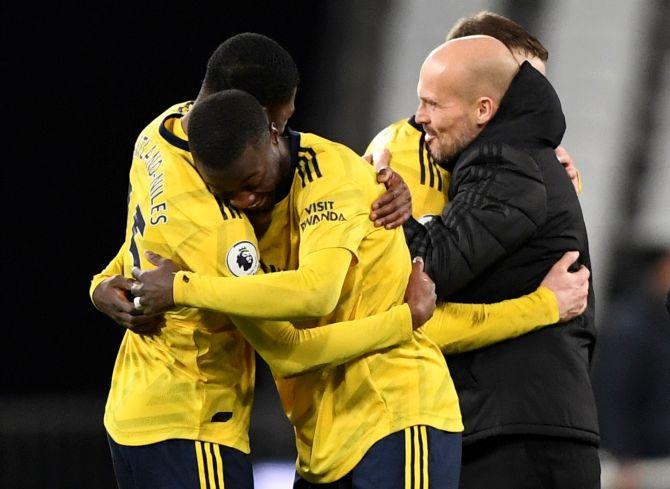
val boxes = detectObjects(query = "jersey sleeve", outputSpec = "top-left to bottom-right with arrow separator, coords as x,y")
421,286 -> 559,354
174,247 -> 351,320
295,173 -> 373,262
229,304 -> 413,378
89,240 -> 128,305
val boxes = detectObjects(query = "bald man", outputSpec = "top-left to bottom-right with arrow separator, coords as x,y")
403,36 -> 599,488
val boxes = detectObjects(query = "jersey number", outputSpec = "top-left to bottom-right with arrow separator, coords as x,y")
129,205 -> 146,267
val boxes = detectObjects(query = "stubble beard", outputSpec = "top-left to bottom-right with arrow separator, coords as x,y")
429,129 -> 476,169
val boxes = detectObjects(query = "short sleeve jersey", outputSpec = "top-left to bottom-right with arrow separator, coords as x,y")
104,102 -> 257,453
258,131 -> 462,483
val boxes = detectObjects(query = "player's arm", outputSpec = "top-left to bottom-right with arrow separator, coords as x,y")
131,253 -> 434,377
230,258 -> 434,377
137,247 -> 357,319
403,147 -> 548,299
231,308 -> 411,378
89,242 -> 126,301
90,240 -> 163,334
423,251 -> 589,353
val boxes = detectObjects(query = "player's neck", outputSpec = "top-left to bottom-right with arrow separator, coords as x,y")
276,137 -> 292,179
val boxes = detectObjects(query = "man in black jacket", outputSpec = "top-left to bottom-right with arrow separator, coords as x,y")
406,35 -> 600,488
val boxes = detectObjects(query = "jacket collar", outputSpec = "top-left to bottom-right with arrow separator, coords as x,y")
474,61 -> 566,150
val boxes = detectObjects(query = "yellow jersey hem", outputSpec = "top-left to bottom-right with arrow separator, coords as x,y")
297,413 -> 463,483
104,419 -> 250,454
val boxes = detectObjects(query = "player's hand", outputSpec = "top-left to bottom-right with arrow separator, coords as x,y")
92,275 -> 163,334
555,146 -> 581,194
365,149 -> 412,229
363,148 -> 392,173
130,251 -> 181,314
404,257 -> 437,329
540,251 -> 590,322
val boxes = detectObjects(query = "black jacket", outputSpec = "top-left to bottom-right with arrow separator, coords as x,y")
404,62 -> 599,446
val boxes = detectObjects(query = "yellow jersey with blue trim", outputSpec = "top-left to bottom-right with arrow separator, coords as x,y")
103,102 -> 257,453
258,130 -> 462,483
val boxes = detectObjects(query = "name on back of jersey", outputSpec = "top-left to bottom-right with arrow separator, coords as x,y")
134,135 -> 168,226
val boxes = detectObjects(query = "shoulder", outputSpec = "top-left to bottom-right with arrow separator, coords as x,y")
296,132 -> 375,184
367,117 -> 422,154
453,142 -> 543,182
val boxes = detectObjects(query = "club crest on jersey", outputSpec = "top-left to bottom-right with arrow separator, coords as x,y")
226,241 -> 259,277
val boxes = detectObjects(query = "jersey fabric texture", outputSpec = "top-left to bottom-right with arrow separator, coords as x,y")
258,130 -> 462,483
101,102 -> 257,453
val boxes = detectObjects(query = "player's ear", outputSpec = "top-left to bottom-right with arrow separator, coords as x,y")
269,121 -> 279,144
475,96 -> 495,125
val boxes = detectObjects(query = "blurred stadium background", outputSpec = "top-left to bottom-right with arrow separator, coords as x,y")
3,1 -> 668,487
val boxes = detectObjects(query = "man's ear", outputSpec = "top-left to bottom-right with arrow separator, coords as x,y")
269,121 -> 279,144
475,96 -> 496,125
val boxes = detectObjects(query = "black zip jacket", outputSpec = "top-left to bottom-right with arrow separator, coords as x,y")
404,62 -> 599,446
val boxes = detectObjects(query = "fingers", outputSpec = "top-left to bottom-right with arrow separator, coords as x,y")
362,153 -> 373,165
376,167 -> 391,184
144,250 -> 165,266
110,293 -> 136,314
371,188 -> 399,212
574,265 -> 590,282
380,208 -> 412,229
372,195 -> 411,226
130,280 -> 144,297
109,275 -> 135,291
554,251 -> 580,271
372,149 -> 391,173
117,312 -> 163,334
412,256 -> 425,272
131,266 -> 143,280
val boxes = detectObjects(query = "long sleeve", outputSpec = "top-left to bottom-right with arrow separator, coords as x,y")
422,286 -> 559,354
230,304 -> 413,378
403,145 -> 547,300
174,247 -> 352,320
89,241 -> 127,306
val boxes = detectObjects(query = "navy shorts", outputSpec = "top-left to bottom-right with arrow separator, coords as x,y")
108,434 -> 253,489
294,426 -> 461,489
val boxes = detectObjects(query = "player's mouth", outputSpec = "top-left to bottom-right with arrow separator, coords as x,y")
248,192 -> 274,211
424,128 -> 437,144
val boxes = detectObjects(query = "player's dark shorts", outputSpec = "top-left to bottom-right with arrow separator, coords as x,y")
107,434 -> 253,489
294,426 -> 461,489
459,434 -> 601,489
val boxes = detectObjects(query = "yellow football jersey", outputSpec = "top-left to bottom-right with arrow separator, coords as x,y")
104,102 -> 257,453
366,116 -> 450,219
259,131 -> 462,483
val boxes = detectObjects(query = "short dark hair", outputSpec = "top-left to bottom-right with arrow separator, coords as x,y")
188,89 -> 268,172
447,11 -> 548,62
202,33 -> 299,107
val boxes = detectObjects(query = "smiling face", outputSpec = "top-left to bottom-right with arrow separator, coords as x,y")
415,56 -> 480,167
195,133 -> 282,211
